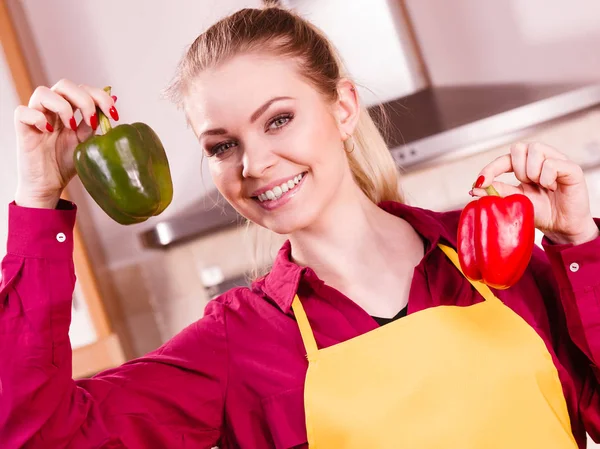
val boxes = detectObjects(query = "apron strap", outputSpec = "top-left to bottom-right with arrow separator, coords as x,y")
292,244 -> 499,360
437,243 -> 499,304
292,295 -> 319,360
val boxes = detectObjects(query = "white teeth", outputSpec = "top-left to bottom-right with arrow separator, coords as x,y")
257,173 -> 305,202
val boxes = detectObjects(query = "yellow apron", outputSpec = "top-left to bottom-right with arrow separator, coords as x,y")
291,244 -> 577,448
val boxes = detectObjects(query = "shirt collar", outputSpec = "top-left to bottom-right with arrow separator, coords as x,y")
254,201 -> 460,314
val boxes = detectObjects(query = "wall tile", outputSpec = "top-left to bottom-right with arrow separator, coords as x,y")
154,294 -> 209,341
139,247 -> 205,305
189,226 -> 253,280
401,108 -> 600,213
110,264 -> 155,317
125,312 -> 164,358
188,224 -> 285,282
585,169 -> 600,217
400,167 -> 452,211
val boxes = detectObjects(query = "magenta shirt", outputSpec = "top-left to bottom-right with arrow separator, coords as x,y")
2,199 -> 600,448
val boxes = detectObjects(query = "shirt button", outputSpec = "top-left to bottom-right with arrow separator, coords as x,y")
569,262 -> 579,272
56,232 -> 66,243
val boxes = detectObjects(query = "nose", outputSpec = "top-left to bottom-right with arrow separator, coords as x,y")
241,143 -> 277,179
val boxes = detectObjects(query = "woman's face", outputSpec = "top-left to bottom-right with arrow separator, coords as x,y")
184,53 -> 358,235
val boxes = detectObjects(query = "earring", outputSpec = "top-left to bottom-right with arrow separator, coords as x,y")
344,136 -> 355,154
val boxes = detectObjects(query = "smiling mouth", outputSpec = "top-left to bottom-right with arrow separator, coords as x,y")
253,172 -> 307,203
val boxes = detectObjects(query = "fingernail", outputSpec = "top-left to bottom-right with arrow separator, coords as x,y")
70,116 -> 77,131
109,106 -> 119,121
90,113 -> 98,130
45,122 -> 54,132
111,95 -> 118,103
474,175 -> 485,189
468,189 -> 474,197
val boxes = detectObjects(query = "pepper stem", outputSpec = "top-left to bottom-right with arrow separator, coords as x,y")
485,185 -> 501,196
98,86 -> 113,135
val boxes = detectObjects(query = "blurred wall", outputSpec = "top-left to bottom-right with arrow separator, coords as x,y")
282,0 -> 428,104
5,0 -> 263,267
0,49 -> 21,257
406,0 -> 600,85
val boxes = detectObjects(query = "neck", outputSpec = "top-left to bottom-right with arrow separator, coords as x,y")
288,182 -> 418,290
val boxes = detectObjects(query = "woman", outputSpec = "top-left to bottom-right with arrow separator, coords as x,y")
1,5 -> 600,449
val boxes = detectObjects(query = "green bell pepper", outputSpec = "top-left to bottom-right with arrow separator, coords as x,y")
73,87 -> 173,225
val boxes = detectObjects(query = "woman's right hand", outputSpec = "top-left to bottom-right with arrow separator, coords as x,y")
13,79 -> 117,209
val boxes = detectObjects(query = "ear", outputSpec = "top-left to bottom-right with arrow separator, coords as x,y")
332,79 -> 360,140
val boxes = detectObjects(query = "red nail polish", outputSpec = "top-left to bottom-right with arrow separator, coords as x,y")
90,113 -> 98,130
109,106 -> 119,121
111,95 -> 118,103
468,189 -> 474,197
474,175 -> 485,189
45,122 -> 54,132
70,116 -> 77,131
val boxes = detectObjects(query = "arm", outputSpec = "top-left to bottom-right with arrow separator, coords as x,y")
0,200 -> 227,448
532,219 -> 600,441
541,219 -> 600,365
469,141 -> 600,441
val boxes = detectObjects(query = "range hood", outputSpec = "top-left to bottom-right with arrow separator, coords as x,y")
139,191 -> 244,248
140,82 -> 600,249
375,83 -> 600,170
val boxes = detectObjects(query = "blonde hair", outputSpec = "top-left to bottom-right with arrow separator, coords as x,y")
164,5 -> 403,277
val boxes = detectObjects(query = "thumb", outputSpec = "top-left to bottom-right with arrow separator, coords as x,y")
471,181 -> 524,198
76,119 -> 94,143
59,120 -> 94,175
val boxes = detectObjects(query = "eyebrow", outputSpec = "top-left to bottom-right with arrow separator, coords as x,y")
198,96 -> 293,140
250,96 -> 293,123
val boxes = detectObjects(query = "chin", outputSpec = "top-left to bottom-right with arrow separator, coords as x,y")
254,211 -> 316,235
239,197 -> 322,234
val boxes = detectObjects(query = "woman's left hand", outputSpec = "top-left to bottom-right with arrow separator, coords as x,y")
472,141 -> 599,246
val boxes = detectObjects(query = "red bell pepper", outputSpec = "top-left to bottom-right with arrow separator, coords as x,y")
457,185 -> 535,290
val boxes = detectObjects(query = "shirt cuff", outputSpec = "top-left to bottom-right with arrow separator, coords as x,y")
542,217 -> 600,292
6,199 -> 77,259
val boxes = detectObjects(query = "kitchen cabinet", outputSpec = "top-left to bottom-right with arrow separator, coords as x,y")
0,1 -> 125,378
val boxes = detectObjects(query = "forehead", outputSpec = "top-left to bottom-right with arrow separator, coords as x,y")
184,53 -> 316,129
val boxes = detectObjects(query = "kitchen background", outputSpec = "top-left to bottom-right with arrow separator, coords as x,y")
1,0 -> 600,443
